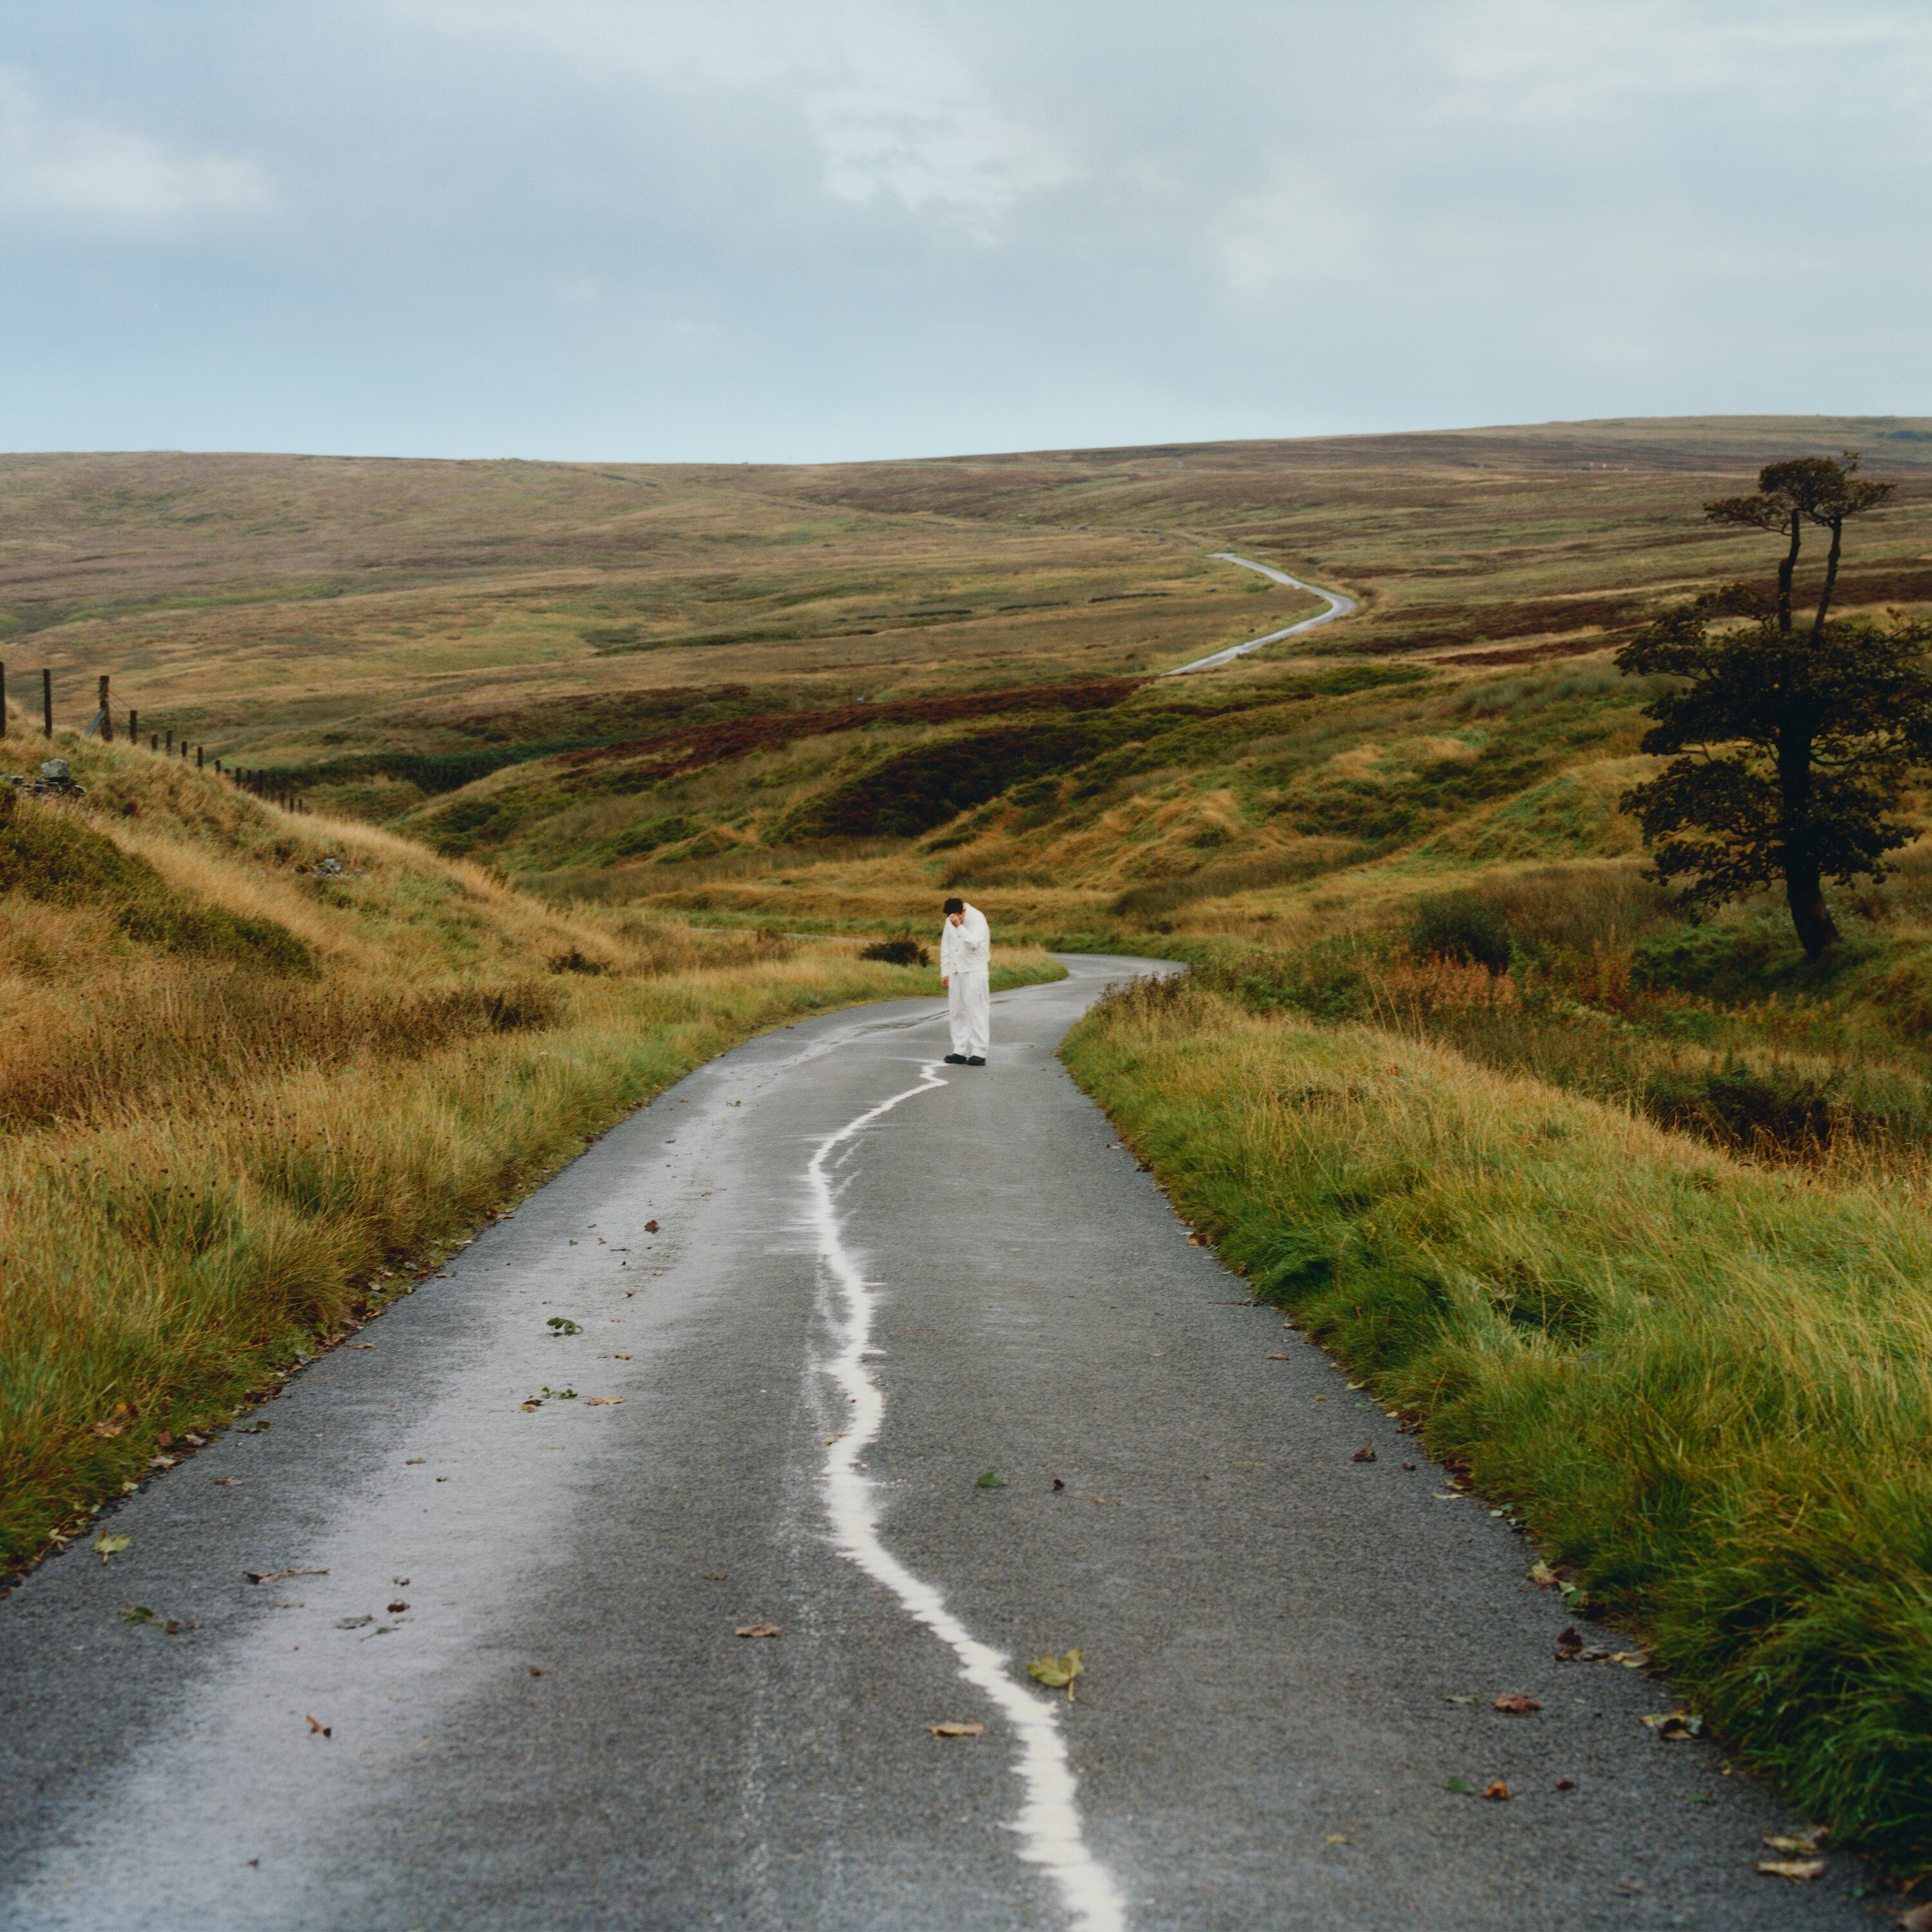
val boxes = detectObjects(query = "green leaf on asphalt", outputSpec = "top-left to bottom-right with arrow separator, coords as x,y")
547,1318 -> 583,1336
1441,1776 -> 1475,1795
93,1533 -> 129,1562
118,1604 -> 154,1623
1028,1648 -> 1083,1697
975,1471 -> 1007,1488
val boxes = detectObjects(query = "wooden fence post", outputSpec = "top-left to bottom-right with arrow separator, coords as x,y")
41,670 -> 52,739
97,676 -> 112,743
0,661 -> 7,740
128,708 -> 138,745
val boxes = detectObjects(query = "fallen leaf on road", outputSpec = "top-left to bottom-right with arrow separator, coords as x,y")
213,1475 -> 240,1486
976,1471 -> 1007,1488
644,1220 -> 659,1233
528,1666 -> 545,1677
584,1396 -> 622,1406
1555,1778 -> 1575,1791
337,1615 -> 374,1630
1494,1693 -> 1541,1714
1323,1833 -> 1352,1844
927,1722 -> 985,1738
1616,1879 -> 1644,1894
1642,1711 -> 1703,1741
118,1605 -> 155,1624
149,1455 -> 176,1470
520,1399 -> 542,1411
1028,1649 -> 1083,1698
92,1534 -> 129,1562
1483,1781 -> 1511,1801
546,1318 -> 582,1336
703,1571 -> 727,1581
1351,1445 -> 1377,1463
1441,1776 -> 1475,1795
1529,1561 -> 1560,1587
305,1714 -> 332,1738
1756,1859 -> 1825,1882
1763,1830 -> 1826,1853
347,1342 -> 375,1350
1555,1625 -> 1583,1658
1612,1650 -> 1651,1668
735,1624 -> 784,1639
1051,1478 -> 1065,1491
1401,1461 -> 1417,1470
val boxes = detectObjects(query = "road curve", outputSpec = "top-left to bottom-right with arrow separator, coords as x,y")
0,960 -> 1869,1930
1164,553 -> 1358,674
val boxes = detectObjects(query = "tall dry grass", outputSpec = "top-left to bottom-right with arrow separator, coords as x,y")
1064,975 -> 1932,1870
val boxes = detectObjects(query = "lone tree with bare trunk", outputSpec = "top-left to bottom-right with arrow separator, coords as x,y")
1616,452 -> 1932,957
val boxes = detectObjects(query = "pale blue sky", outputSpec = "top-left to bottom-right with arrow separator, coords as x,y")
2,1 -> 1927,461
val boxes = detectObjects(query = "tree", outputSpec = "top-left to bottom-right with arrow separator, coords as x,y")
1703,453 -> 1894,635
1617,452 -> 1932,957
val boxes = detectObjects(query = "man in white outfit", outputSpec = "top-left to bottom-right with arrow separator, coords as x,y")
938,895 -> 990,1065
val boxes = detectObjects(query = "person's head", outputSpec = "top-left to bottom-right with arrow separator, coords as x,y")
943,895 -> 965,927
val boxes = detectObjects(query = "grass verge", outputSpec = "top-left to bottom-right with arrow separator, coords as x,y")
1061,974 -> 1932,1871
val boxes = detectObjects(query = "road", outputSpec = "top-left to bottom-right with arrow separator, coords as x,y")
0,960 -> 1875,1930
1165,553 -> 1358,674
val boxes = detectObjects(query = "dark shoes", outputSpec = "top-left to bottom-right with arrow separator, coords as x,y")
967,1056 -> 986,1066
944,1053 -> 968,1065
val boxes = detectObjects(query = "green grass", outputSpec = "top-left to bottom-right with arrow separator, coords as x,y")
1063,974 -> 1932,1870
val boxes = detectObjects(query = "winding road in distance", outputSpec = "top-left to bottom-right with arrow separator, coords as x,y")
1165,552 -> 1358,674
0,961 -> 1871,1930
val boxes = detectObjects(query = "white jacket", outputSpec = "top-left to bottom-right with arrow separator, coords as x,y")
939,904 -> 990,976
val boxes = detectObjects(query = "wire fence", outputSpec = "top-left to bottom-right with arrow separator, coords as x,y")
0,664 -> 307,811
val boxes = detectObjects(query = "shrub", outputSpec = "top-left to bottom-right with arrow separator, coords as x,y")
1408,892 -> 1514,974
859,936 -> 930,967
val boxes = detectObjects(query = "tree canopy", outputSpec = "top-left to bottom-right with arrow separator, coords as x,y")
1617,453 -> 1931,956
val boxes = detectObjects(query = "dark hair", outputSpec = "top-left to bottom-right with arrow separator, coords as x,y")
942,896 -> 965,914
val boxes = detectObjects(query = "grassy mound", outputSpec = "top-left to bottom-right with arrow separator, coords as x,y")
1064,974 -> 1932,1870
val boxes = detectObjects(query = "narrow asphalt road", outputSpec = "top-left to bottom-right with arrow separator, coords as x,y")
1164,554 -> 1359,674
0,959 -> 1877,1929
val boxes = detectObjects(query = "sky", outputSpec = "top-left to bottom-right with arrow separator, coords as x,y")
1,0 -> 1929,463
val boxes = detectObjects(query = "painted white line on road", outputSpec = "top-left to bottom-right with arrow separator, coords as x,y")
1162,552 -> 1358,674
806,1065 -> 1128,1932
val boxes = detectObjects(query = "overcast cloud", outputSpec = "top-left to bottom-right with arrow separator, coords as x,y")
1,0 -> 1927,461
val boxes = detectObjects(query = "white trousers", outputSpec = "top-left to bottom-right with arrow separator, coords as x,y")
947,970 -> 990,1057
